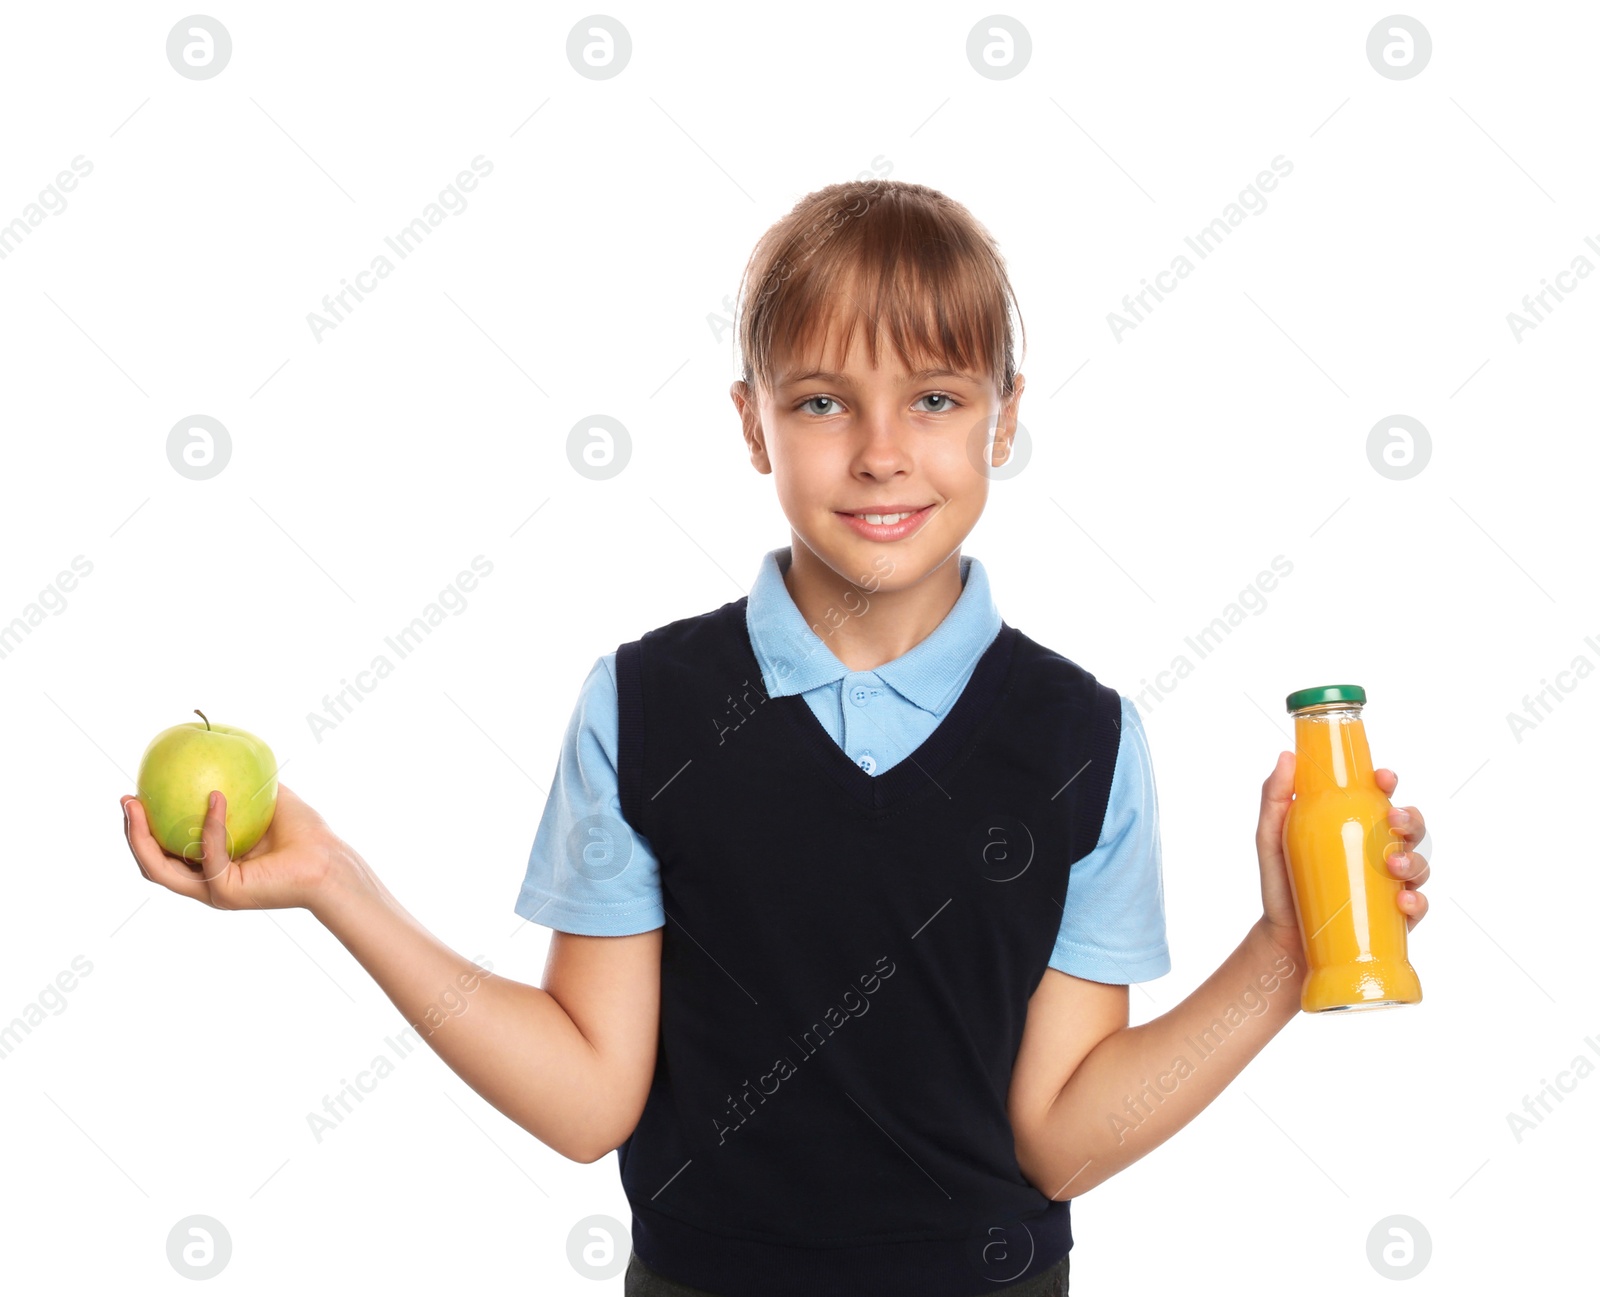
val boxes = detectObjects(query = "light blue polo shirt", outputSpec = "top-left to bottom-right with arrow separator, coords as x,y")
515,546 -> 1171,985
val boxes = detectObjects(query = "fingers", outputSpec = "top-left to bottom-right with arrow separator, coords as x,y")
196,789 -> 234,889
1387,803 -> 1425,847
1381,793 -> 1430,934
122,799 -> 149,882
1386,848 -> 1430,887
1255,751 -> 1294,854
1386,845 -> 1430,931
1372,772 -> 1423,844
1259,751 -> 1294,806
121,796 -> 213,905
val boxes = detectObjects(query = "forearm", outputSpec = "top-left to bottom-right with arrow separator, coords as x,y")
311,848 -> 613,1162
1023,920 -> 1303,1198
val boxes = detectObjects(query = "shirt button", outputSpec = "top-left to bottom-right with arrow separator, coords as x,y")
857,751 -> 877,774
850,685 -> 872,706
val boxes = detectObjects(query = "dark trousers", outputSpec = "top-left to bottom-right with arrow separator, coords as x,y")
624,1249 -> 1069,1296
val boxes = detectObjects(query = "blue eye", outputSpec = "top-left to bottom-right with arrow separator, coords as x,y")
797,392 -> 959,417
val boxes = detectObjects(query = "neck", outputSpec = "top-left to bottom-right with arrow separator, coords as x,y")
781,540 -> 964,673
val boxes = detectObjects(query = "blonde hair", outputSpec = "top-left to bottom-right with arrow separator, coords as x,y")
735,179 -> 1026,401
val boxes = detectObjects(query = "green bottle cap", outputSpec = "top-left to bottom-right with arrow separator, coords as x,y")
1285,683 -> 1367,712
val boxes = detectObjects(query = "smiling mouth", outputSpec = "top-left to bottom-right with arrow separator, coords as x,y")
836,504 -> 936,524
834,503 -> 938,540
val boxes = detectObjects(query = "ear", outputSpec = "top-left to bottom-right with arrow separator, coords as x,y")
992,372 -> 1024,466
731,380 -> 772,473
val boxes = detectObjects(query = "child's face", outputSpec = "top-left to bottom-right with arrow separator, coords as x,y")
732,318 -> 1022,590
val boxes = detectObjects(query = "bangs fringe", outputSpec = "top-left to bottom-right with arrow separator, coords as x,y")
736,180 -> 1025,400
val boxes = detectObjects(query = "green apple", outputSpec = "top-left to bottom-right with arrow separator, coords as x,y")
136,710 -> 278,862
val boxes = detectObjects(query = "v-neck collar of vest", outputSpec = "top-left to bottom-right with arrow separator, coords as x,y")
734,600 -> 1022,812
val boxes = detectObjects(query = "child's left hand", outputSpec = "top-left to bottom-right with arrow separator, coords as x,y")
1254,752 -> 1431,960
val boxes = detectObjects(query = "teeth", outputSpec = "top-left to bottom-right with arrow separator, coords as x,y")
855,511 -> 915,525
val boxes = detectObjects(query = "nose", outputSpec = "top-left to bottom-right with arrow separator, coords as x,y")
848,407 -> 916,478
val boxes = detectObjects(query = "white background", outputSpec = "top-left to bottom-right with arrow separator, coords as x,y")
1,2 -> 1593,1292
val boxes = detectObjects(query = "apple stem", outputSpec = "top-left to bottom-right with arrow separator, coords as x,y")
194,709 -> 211,731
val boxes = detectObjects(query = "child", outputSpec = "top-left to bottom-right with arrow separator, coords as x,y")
121,179 -> 1433,1297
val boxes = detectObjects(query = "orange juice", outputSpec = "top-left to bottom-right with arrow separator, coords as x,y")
1281,684 -> 1421,1013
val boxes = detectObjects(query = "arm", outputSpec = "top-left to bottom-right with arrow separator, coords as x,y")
1010,920 -> 1300,1198
123,783 -> 661,1165
1010,752 -> 1433,1198
314,848 -> 661,1164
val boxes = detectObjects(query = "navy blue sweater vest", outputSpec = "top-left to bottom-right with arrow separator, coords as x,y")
613,594 -> 1122,1297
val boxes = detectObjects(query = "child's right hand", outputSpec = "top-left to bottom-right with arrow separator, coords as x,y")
121,783 -> 348,914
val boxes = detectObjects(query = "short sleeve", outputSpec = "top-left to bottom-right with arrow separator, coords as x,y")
1047,694 -> 1171,984
513,653 -> 666,935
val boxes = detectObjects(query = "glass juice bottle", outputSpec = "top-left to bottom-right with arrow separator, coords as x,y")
1281,684 -> 1422,1012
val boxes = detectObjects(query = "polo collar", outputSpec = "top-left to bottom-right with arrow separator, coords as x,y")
745,545 -> 1002,716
